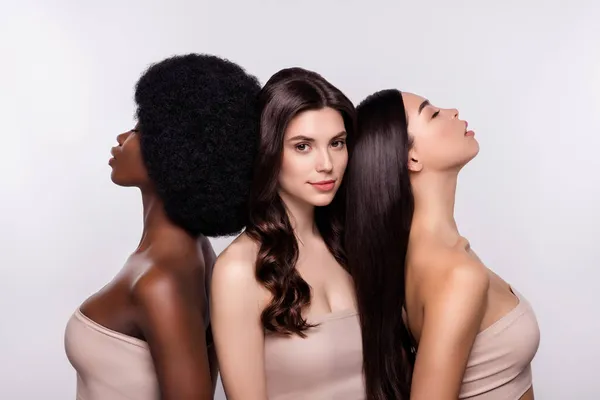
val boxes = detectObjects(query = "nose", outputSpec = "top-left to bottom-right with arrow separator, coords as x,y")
315,148 -> 333,173
116,131 -> 129,145
450,108 -> 459,119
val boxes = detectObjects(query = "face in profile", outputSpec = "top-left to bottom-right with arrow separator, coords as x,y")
402,92 -> 479,173
278,107 -> 348,208
109,126 -> 150,187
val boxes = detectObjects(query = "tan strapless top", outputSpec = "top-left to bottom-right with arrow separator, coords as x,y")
459,288 -> 540,399
64,309 -> 159,400
264,309 -> 365,400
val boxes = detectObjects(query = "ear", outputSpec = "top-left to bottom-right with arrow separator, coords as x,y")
407,148 -> 422,172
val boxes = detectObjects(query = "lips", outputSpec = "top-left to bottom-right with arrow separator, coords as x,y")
109,147 -> 118,165
463,121 -> 474,137
309,179 -> 336,192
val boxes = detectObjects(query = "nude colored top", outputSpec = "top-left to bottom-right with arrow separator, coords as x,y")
64,309 -> 159,400
459,288 -> 540,399
264,309 -> 365,400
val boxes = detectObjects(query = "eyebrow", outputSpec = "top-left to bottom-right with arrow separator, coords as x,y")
287,131 -> 347,142
418,100 -> 430,115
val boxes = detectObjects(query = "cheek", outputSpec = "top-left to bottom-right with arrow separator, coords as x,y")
121,141 -> 149,180
280,151 -> 308,186
420,127 -> 453,153
334,149 -> 348,175
279,150 -> 319,198
127,141 -> 146,168
431,125 -> 451,141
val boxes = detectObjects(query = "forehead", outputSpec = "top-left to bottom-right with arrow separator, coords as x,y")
401,92 -> 427,117
285,107 -> 345,139
401,92 -> 429,131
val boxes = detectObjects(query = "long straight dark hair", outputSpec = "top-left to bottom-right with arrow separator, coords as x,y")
345,89 -> 416,399
245,67 -> 355,337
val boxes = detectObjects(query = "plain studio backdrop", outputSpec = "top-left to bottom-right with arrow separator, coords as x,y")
1,0 -> 598,399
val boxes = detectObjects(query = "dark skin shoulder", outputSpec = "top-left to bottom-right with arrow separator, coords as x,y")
80,231 -> 217,400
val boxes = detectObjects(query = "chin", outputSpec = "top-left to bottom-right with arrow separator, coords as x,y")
470,141 -> 480,159
452,148 -> 480,172
462,140 -> 480,164
110,172 -> 133,187
110,176 -> 126,186
279,187 -> 338,209
308,193 -> 337,207
110,170 -> 119,184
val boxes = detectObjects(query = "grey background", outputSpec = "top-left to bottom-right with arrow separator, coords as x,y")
1,0 -> 599,398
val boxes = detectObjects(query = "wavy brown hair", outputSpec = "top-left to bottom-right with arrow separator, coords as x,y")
245,67 -> 355,337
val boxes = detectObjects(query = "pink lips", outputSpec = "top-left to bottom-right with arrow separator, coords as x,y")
310,180 -> 336,192
464,121 -> 475,137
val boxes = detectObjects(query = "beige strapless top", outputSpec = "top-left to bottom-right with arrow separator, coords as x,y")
459,288 -> 540,399
264,309 -> 365,400
64,309 -> 159,400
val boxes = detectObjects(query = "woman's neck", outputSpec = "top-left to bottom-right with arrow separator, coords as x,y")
136,188 -> 173,251
410,170 -> 461,244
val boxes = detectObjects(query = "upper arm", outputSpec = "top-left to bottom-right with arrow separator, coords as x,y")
133,267 -> 213,400
410,264 -> 489,400
210,251 -> 267,400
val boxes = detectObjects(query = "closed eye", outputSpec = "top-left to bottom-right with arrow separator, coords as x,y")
431,110 -> 440,119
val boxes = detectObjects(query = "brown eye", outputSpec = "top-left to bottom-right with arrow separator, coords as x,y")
296,143 -> 310,152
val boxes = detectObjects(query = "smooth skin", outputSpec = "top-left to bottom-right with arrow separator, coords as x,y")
210,107 -> 356,400
80,128 -> 217,400
401,93 -> 534,400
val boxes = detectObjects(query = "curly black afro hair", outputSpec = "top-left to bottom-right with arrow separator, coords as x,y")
134,53 -> 261,237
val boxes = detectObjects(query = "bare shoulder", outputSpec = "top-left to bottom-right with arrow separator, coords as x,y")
218,232 -> 259,262
150,231 -> 205,267
211,233 -> 261,295
131,263 -> 188,305
130,234 -> 211,302
210,232 -> 266,324
208,235 -> 268,399
438,259 -> 489,299
410,238 -> 489,303
408,239 -> 491,399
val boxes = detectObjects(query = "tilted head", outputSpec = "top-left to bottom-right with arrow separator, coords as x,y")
346,88 -> 478,400
247,67 -> 356,337
108,53 -> 261,237
402,91 -> 478,175
251,67 -> 355,212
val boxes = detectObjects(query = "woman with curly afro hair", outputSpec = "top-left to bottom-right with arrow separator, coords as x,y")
210,68 -> 365,399
64,53 -> 261,400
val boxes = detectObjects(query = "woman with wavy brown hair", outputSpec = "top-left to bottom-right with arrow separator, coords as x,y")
210,67 -> 364,400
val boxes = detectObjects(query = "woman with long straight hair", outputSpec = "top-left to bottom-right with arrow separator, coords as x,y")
210,67 -> 365,399
346,89 -> 540,400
